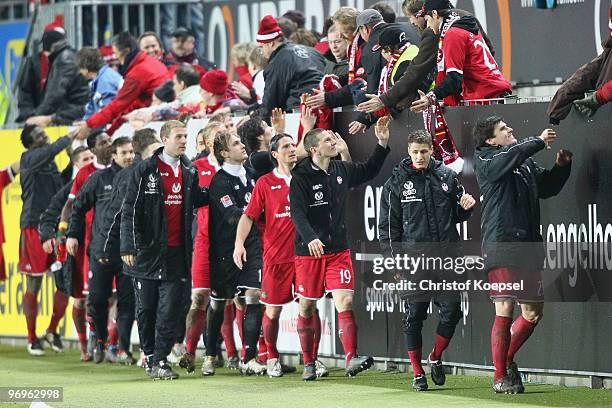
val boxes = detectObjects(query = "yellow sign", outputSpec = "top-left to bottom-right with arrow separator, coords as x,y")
0,126 -> 76,339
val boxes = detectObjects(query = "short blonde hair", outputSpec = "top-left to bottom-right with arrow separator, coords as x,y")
198,121 -> 225,145
332,7 -> 359,33
230,42 -> 256,65
160,120 -> 186,141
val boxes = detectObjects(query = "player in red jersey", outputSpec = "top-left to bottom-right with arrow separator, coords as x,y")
59,130 -> 112,361
410,0 -> 511,111
178,122 -> 225,373
233,133 -> 330,378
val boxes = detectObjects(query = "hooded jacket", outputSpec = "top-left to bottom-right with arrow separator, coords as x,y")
290,144 -> 390,256
474,137 -> 571,270
120,147 -> 208,280
32,40 -> 89,124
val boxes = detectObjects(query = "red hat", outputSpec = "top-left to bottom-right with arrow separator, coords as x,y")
200,69 -> 228,95
257,15 -> 283,44
99,45 -> 119,66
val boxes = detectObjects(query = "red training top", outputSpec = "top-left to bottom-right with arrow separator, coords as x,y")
157,158 -> 184,247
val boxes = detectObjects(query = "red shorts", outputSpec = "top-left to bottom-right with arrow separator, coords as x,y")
18,228 -> 54,275
260,262 -> 296,306
191,227 -> 210,290
0,246 -> 6,281
488,267 -> 543,302
295,249 -> 354,300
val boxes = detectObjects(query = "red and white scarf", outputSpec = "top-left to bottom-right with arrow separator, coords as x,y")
373,43 -> 411,118
297,75 -> 342,142
347,34 -> 363,84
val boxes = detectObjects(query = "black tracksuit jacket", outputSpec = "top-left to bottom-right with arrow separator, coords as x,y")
290,144 -> 390,256
38,181 -> 72,243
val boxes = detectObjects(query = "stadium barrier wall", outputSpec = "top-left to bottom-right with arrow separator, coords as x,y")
1,103 -> 610,377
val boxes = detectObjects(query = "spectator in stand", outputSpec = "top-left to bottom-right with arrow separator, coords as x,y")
277,17 -> 298,39
315,17 -> 335,59
232,46 -> 268,107
289,29 -> 319,48
357,0 -> 437,115
347,9 -> 420,134
17,22 -> 65,123
325,24 -> 349,78
98,45 -> 120,71
282,10 -> 306,29
372,1 -> 397,23
195,69 -> 246,116
24,25 -> 89,127
138,31 -> 173,67
411,0 -> 511,112
166,27 -> 216,72
231,42 -> 256,89
75,47 -> 123,120
73,31 -> 168,139
547,10 -> 611,124
172,64 -> 203,111
256,15 -> 325,120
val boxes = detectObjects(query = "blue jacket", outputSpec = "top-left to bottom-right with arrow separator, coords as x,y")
84,65 -> 123,120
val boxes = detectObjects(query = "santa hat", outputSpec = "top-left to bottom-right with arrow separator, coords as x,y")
99,45 -> 119,66
200,69 -> 228,96
44,22 -> 65,34
257,15 -> 283,44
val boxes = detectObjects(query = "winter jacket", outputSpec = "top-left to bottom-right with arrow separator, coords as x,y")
86,50 -> 167,133
474,137 -> 571,271
98,155 -> 142,262
290,144 -> 390,256
16,52 -> 45,122
120,148 -> 208,280
38,181 -> 72,243
208,167 -> 261,262
378,157 -> 472,254
260,42 -> 326,119
83,64 -> 123,120
548,36 -> 612,124
67,161 -> 123,260
380,28 -> 438,111
32,40 -> 89,125
20,136 -> 71,228
324,58 -> 349,80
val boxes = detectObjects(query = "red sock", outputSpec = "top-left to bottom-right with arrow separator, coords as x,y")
408,349 -> 425,377
221,304 -> 237,358
312,309 -> 321,361
257,331 -> 268,362
72,305 -> 87,346
429,334 -> 451,362
492,315 -> 512,382
506,315 -> 536,365
107,319 -> 118,347
337,311 -> 357,365
186,309 -> 206,354
23,292 -> 38,343
46,289 -> 68,334
235,306 -> 245,360
297,314 -> 315,364
262,314 -> 279,360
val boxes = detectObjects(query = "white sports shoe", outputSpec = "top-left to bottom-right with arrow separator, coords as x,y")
27,339 -> 45,356
315,360 -> 330,377
240,358 -> 267,376
267,358 -> 283,378
167,343 -> 186,364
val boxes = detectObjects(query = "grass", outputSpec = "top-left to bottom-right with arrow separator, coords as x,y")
0,344 -> 611,408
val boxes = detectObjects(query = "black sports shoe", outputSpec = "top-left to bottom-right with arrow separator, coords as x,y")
281,363 -> 297,374
302,362 -> 317,381
493,376 -> 520,394
178,352 -> 196,373
428,356 -> 446,386
151,361 -> 179,380
412,374 -> 429,391
43,331 -> 64,353
345,355 -> 374,377
27,338 -> 45,356
93,342 -> 105,364
507,362 -> 525,394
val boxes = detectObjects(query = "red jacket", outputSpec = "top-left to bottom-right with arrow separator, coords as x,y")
86,51 -> 168,133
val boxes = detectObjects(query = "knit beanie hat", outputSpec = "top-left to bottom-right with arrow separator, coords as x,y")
257,15 -> 284,44
154,80 -> 176,103
200,69 -> 228,95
